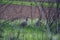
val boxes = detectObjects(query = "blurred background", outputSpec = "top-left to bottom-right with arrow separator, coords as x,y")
0,0 -> 60,40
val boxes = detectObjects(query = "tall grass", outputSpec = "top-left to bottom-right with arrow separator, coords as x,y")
0,19 -> 60,40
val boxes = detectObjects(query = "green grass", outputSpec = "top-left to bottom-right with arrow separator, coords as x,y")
3,27 -> 47,40
0,1 -> 60,8
0,19 -> 60,40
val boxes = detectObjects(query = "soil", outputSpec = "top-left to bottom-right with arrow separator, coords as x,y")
0,4 -> 59,20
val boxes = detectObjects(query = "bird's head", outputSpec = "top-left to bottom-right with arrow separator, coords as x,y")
26,17 -> 29,21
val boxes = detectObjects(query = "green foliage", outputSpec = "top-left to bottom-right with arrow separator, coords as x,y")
0,1 -> 60,8
0,19 -> 60,40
